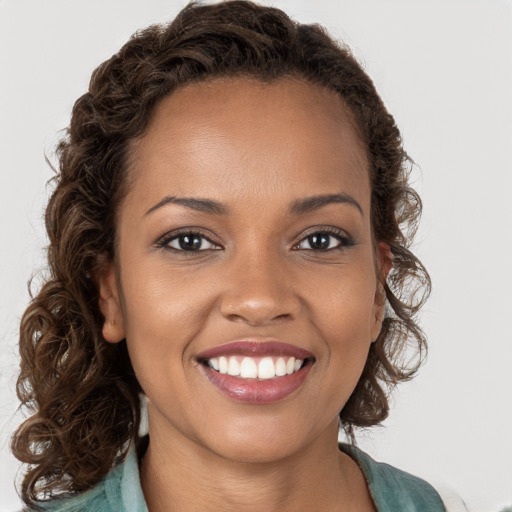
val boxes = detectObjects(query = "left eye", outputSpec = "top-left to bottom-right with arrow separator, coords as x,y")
295,231 -> 346,251
166,233 -> 219,251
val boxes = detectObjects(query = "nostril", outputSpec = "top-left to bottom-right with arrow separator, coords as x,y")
224,312 -> 293,326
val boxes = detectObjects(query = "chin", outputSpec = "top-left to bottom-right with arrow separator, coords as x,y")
212,437 -> 302,465
199,414 -> 316,465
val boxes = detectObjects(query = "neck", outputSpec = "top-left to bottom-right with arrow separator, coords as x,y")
140,407 -> 374,512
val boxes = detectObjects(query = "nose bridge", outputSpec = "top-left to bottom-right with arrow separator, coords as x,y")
219,239 -> 300,325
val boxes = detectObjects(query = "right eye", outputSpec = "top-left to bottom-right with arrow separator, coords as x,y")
156,231 -> 221,252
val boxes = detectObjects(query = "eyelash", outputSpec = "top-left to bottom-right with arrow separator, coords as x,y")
154,229 -> 220,253
154,226 -> 354,254
292,226 -> 355,252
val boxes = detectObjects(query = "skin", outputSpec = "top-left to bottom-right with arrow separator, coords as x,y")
99,77 -> 389,511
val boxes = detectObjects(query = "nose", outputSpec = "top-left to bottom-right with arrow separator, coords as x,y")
219,249 -> 301,326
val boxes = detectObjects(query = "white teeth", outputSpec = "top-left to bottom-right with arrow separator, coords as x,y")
227,356 -> 241,376
258,357 -> 276,379
208,356 -> 306,379
275,357 -> 287,376
240,357 -> 258,378
219,356 -> 228,374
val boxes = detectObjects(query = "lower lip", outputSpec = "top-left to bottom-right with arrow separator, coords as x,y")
201,361 -> 313,404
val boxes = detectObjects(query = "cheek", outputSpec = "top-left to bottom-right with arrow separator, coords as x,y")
307,261 -> 378,334
122,254 -> 214,327
118,261 -> 215,381
305,263 -> 377,386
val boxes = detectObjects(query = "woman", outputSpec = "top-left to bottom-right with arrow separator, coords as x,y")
12,1 -> 451,510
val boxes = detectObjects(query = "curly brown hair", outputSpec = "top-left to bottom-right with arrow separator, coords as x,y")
12,0 -> 430,505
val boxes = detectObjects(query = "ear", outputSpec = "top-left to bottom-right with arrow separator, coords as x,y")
371,242 -> 393,341
97,262 -> 125,344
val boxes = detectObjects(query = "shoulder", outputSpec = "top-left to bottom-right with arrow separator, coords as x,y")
27,445 -> 147,512
340,443 -> 447,512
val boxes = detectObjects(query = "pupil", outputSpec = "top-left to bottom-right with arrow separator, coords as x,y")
179,235 -> 201,250
310,233 -> 329,249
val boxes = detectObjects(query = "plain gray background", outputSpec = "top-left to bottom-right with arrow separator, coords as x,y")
1,1 -> 511,510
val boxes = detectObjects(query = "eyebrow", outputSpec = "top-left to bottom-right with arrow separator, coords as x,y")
145,196 -> 229,216
289,193 -> 363,216
145,192 -> 363,217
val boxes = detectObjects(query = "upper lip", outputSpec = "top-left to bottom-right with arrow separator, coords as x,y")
196,339 -> 314,360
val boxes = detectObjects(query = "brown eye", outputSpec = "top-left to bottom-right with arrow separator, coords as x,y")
306,233 -> 333,250
163,232 -> 220,251
295,229 -> 354,252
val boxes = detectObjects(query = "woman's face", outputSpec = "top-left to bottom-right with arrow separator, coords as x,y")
100,78 -> 386,463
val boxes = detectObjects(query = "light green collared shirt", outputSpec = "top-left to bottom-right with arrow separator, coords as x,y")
33,443 -> 446,511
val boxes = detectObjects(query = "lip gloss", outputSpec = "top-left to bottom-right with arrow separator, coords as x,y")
201,361 -> 313,403
196,340 -> 314,404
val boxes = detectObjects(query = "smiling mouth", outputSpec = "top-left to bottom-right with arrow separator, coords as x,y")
196,340 -> 315,403
199,355 -> 313,380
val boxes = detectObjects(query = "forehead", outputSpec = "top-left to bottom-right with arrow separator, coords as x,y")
129,77 -> 370,213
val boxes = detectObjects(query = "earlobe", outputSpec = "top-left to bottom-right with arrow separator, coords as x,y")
97,263 -> 125,344
378,242 -> 393,280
